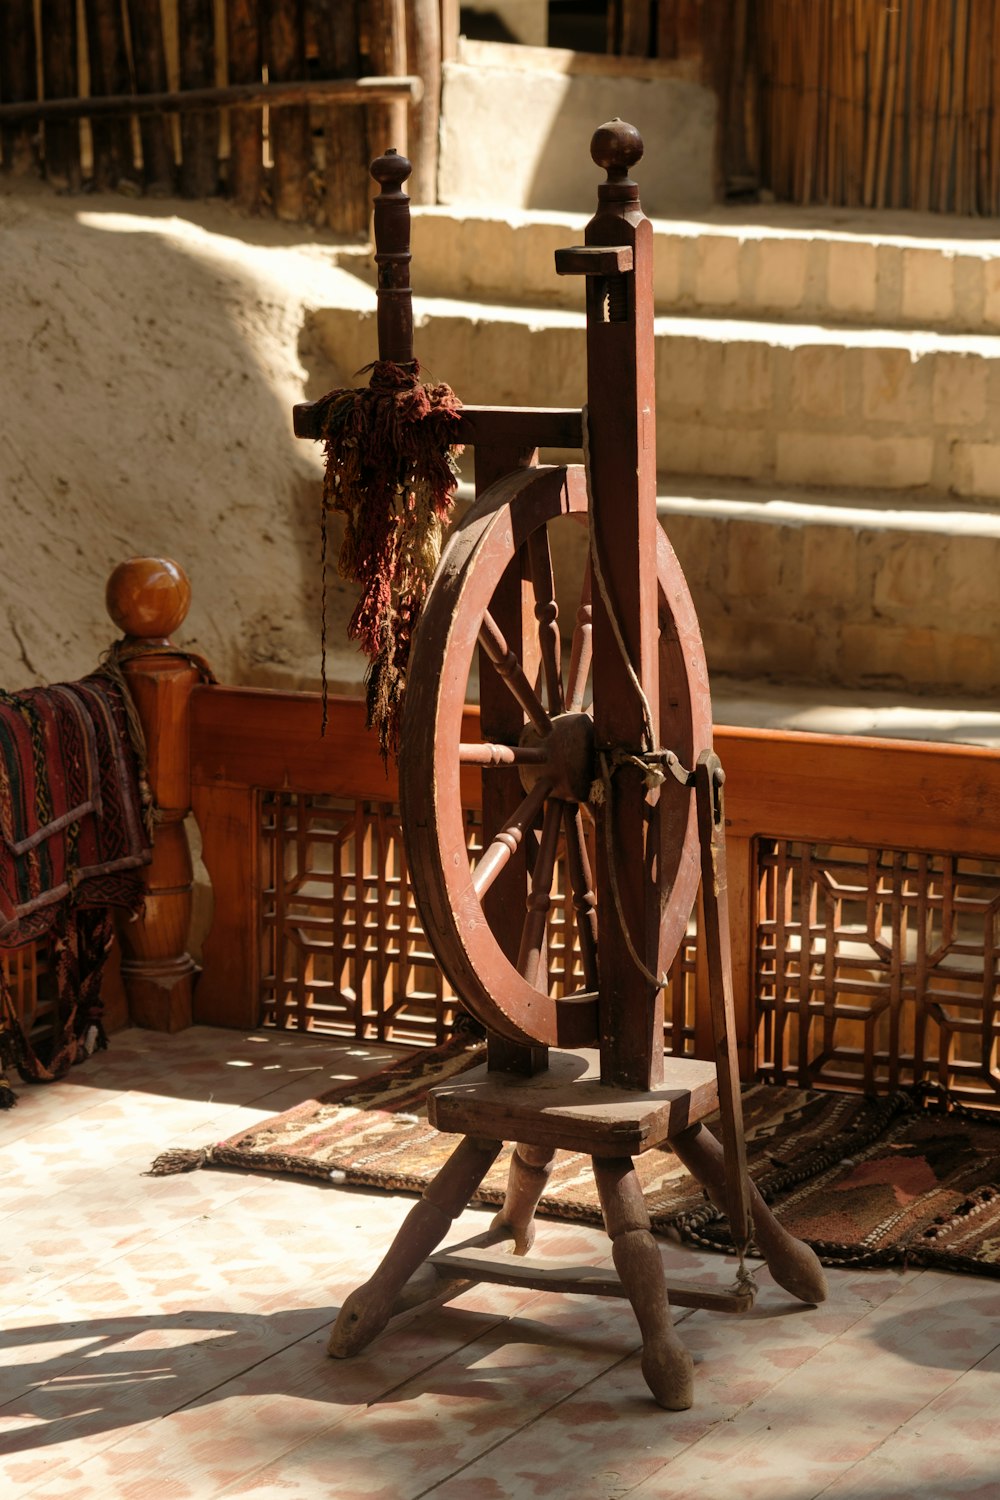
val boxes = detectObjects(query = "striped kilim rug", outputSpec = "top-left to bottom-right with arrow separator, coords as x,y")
150,1036 -> 1000,1277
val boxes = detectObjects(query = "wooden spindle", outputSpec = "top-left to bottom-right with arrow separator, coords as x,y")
105,557 -> 201,1032
371,147 -> 415,364
126,0 -> 175,194
40,0 -> 81,190
266,0 -> 309,221
178,0 -> 218,198
226,0 -> 263,212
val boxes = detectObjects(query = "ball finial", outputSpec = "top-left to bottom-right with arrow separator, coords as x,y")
370,147 -> 412,191
106,556 -> 191,642
590,119 -> 644,180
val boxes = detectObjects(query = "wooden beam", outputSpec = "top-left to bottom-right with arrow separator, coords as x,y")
0,77 -> 423,126
294,402 -> 583,449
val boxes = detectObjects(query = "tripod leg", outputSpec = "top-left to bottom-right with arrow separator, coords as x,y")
671,1122 -> 828,1305
593,1156 -> 694,1410
329,1133 -> 504,1357
486,1142 -> 557,1254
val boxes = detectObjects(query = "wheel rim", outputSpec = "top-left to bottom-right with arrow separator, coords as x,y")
400,464 -> 712,1049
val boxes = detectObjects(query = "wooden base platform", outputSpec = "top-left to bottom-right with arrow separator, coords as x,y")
428,1048 -> 720,1156
329,1052 -> 828,1410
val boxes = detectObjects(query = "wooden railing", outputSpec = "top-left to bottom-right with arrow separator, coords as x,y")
189,684 -> 1000,1107
10,555 -> 997,1108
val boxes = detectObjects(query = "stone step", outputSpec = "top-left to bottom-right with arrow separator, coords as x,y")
654,479 -> 1000,699
317,474 -> 1000,703
410,204 -> 1000,335
307,295 -> 1000,501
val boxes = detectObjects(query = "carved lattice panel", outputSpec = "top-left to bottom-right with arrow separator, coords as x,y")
756,840 -> 1000,1107
1,941 -> 54,1049
259,792 -> 700,1052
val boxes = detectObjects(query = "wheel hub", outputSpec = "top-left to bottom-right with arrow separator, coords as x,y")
519,711 -> 596,803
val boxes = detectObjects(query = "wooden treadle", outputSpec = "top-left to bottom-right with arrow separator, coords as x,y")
428,1048 -> 719,1156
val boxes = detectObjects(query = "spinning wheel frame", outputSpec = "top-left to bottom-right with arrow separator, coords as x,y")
400,461 -> 712,1050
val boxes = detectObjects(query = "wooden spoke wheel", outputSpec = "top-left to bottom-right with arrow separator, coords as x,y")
400,464 -> 712,1049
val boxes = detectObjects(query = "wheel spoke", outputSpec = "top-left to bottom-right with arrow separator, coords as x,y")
478,611 -> 553,736
527,526 -> 564,715
459,742 -> 549,767
563,803 -> 599,989
566,564 -> 593,713
472,776 -> 553,899
515,797 -> 564,989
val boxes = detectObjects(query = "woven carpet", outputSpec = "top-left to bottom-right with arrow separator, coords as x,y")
150,1037 -> 1000,1277
0,671 -> 152,1104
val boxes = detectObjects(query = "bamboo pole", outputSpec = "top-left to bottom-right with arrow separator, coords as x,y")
863,0 -> 887,208
406,0 -> 441,204
891,0 -> 909,207
312,0 -> 367,235
951,0 -> 969,212
177,0 -> 218,198
992,0 -> 1000,211
915,0 -> 940,211
0,0 -> 38,173
266,0 -> 310,221
935,1 -> 954,210
126,0 -> 175,194
84,0 -> 137,189
40,0 -> 81,189
978,1 -> 996,212
366,0 -> 408,168
875,0 -> 900,208
226,0 -> 263,212
801,0 -> 818,202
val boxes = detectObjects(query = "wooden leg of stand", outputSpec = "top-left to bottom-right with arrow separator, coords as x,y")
671,1123 -> 828,1305
328,1134 -> 504,1357
486,1143 -> 556,1254
593,1156 -> 694,1410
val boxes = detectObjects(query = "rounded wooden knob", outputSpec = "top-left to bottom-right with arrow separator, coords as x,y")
371,147 -> 412,191
591,119 -> 644,179
106,557 -> 191,641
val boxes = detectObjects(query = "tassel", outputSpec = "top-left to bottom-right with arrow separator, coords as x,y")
145,1146 -> 214,1176
314,359 -> 462,762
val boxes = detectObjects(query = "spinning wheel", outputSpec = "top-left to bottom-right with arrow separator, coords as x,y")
294,122 -> 827,1411
401,461 -> 711,1049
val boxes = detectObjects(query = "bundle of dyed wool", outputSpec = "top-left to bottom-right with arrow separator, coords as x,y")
316,359 -> 462,760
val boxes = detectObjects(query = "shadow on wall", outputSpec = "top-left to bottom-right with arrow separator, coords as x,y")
0,186 -> 353,698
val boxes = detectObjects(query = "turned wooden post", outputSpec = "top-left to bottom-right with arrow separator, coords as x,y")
105,557 -> 201,1032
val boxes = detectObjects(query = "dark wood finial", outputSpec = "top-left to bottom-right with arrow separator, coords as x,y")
590,119 -> 644,182
370,147 -> 414,365
106,556 -> 191,643
370,146 -> 412,192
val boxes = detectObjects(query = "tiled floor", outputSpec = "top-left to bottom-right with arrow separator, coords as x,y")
3,1027 -> 999,1500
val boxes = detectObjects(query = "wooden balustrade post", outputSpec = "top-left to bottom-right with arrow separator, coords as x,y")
105,557 -> 201,1032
